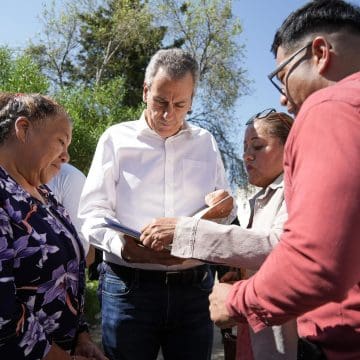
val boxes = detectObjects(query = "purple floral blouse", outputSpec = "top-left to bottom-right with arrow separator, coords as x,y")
0,167 -> 86,359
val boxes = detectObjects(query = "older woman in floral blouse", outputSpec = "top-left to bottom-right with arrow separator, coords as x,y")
0,93 -> 106,360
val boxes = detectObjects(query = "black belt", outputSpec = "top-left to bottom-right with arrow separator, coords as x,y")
105,262 -> 210,285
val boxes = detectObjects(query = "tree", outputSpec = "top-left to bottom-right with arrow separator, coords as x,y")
75,0 -> 166,106
24,0 -> 83,90
56,78 -> 143,173
150,0 -> 249,187
0,47 -> 49,93
23,0 -> 152,172
23,0 -> 250,188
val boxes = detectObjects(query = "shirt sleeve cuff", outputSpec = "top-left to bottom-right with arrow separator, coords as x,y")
171,217 -> 200,258
225,280 -> 269,333
107,231 -> 125,259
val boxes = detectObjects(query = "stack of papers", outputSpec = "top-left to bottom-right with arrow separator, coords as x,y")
102,217 -> 141,239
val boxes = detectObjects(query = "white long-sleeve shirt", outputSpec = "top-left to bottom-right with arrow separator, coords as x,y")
79,112 -> 234,270
47,163 -> 89,254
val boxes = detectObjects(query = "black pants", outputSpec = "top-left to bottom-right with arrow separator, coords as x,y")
297,338 -> 327,360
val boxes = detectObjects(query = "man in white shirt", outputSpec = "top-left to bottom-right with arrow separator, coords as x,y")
79,48 -> 234,360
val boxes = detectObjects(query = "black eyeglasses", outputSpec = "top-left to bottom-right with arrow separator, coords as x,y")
267,42 -> 312,95
246,108 -> 276,125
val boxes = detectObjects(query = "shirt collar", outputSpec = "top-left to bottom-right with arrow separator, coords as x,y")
267,173 -> 284,191
253,173 -> 284,201
138,111 -> 193,139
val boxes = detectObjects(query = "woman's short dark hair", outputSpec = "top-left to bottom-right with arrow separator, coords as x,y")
254,112 -> 294,145
0,93 -> 69,144
271,0 -> 360,54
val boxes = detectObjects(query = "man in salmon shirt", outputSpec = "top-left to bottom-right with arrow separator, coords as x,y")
209,0 -> 360,358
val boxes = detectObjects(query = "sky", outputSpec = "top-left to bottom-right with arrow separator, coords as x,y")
1,0 -> 360,127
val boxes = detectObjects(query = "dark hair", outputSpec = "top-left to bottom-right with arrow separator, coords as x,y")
0,93 -> 69,144
271,0 -> 360,55
252,112 -> 294,145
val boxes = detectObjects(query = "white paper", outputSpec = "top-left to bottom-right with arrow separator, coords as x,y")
101,217 -> 141,239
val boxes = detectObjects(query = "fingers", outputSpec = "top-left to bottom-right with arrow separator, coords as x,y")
201,195 -> 234,220
140,229 -> 157,249
205,189 -> 229,206
140,218 -> 177,250
150,237 -> 165,251
139,224 -> 153,247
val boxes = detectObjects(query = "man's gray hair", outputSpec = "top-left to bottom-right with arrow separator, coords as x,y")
144,48 -> 200,90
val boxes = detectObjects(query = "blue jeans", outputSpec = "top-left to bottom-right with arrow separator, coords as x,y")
99,262 -> 214,360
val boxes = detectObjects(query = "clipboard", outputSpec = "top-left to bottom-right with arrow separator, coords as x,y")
101,217 -> 141,240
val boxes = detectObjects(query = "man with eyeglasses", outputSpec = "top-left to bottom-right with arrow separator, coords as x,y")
208,0 -> 360,358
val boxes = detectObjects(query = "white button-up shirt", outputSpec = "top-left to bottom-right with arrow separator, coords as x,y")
48,163 -> 88,254
79,112 -> 233,270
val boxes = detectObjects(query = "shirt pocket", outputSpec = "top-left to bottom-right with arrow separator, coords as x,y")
182,159 -> 211,195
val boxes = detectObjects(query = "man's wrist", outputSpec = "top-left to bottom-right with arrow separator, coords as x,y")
225,281 -> 247,322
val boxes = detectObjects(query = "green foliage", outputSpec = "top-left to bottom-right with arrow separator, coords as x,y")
56,77 -> 143,174
0,47 -> 49,93
25,0 -> 80,89
153,0 -> 247,110
0,48 -> 12,87
9,0 -> 250,187
75,0 -> 166,106
84,278 -> 100,325
151,0 -> 249,187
